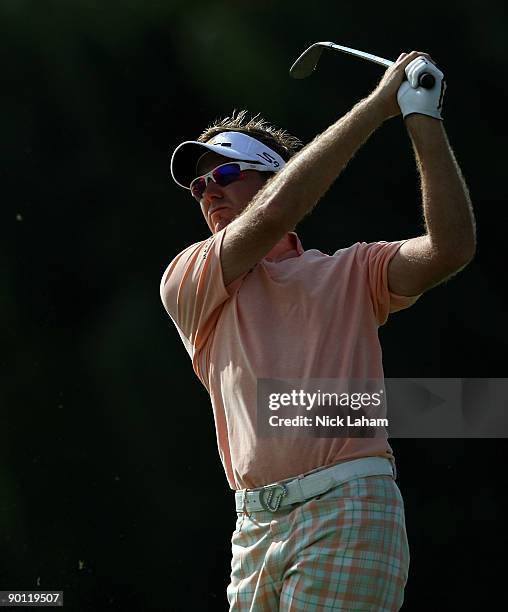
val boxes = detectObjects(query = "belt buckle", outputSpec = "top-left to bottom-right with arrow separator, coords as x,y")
260,483 -> 288,512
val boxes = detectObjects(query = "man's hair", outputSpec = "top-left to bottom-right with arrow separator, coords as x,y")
197,110 -> 303,162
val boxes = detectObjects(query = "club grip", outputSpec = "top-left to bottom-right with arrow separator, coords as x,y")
404,72 -> 435,89
420,72 -> 435,89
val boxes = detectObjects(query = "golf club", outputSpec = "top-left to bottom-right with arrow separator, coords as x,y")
290,41 -> 435,89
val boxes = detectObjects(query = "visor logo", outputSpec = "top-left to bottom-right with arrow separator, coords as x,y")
257,152 -> 280,168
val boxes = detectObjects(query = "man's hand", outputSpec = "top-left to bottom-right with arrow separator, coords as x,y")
397,58 -> 446,120
370,51 -> 437,121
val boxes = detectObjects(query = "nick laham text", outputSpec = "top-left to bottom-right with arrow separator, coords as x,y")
269,415 -> 388,427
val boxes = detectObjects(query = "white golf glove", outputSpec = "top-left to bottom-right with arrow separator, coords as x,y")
397,57 -> 446,120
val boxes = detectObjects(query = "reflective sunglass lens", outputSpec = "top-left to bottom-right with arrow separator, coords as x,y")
213,163 -> 241,187
190,177 -> 206,200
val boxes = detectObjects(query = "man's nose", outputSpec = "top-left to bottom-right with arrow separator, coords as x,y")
202,179 -> 224,207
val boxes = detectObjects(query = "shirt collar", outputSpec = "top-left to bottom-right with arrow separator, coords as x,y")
264,231 -> 304,262
289,231 -> 304,255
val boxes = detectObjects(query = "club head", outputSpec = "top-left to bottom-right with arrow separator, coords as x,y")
289,42 -> 331,79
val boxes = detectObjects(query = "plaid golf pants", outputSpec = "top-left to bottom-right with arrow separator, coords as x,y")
227,475 -> 409,611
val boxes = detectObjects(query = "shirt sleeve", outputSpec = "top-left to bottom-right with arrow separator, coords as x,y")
159,228 -> 232,359
355,240 -> 421,326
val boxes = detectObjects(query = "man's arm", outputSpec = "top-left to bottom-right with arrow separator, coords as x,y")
387,115 -> 476,296
220,52 -> 423,287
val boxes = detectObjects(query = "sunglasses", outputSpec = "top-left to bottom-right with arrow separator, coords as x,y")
190,161 -> 274,201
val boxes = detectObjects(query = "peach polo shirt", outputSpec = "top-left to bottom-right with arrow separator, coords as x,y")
160,229 -> 419,490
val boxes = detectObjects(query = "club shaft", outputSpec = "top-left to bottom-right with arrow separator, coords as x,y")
326,42 -> 393,68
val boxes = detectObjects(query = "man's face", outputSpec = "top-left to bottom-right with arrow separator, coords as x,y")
194,152 -> 269,234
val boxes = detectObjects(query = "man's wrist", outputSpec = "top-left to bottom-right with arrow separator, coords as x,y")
405,112 -> 448,160
405,113 -> 445,141
405,113 -> 443,126
363,92 -> 390,126
366,87 -> 409,124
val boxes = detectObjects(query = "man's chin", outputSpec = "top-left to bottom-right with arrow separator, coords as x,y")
213,218 -> 232,233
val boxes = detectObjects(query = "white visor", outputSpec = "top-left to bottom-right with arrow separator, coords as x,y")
170,131 -> 286,189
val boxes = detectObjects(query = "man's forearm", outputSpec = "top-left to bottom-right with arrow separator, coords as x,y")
405,115 -> 476,261
246,94 -> 385,230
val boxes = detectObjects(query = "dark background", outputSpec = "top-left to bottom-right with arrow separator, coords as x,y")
2,1 -> 507,610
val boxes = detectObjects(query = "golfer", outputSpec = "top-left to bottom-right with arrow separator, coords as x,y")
161,51 -> 475,611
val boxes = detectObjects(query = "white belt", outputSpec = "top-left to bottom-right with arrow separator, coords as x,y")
235,457 -> 395,513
